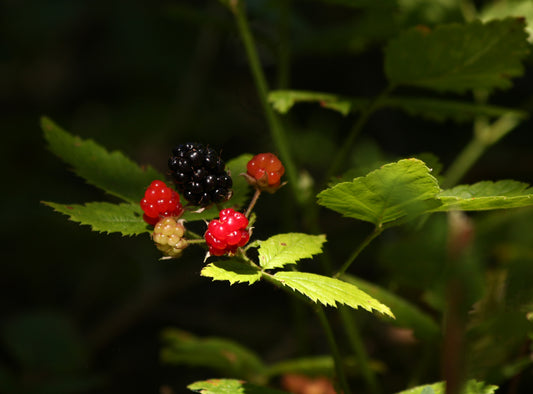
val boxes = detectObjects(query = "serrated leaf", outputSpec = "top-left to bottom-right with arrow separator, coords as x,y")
481,0 -> 533,43
43,201 -> 148,236
433,180 -> 533,212
382,96 -> 529,123
201,260 -> 262,285
395,379 -> 498,394
317,159 -> 442,226
268,90 -> 368,115
273,271 -> 394,317
188,379 -> 288,394
342,274 -> 440,341
256,233 -> 326,270
41,117 -> 164,203
385,19 -> 530,93
161,329 -> 266,382
182,154 -> 253,222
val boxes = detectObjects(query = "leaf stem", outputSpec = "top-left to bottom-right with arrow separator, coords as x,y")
338,306 -> 380,394
326,85 -> 394,180
314,305 -> 352,394
442,113 -> 522,189
230,2 -> 300,201
334,226 -> 383,278
245,188 -> 262,218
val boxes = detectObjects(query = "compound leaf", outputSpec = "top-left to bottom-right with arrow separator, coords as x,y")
42,117 -> 164,204
188,379 -> 288,394
43,201 -> 148,236
433,180 -> 533,212
273,271 -> 394,317
256,233 -> 327,270
201,260 -> 262,285
385,18 -> 530,93
161,329 -> 266,382
317,159 -> 442,226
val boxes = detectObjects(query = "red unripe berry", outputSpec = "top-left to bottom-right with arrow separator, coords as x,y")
204,208 -> 249,256
140,180 -> 184,225
246,153 -> 285,189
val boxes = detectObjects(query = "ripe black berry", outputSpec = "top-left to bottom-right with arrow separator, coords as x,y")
168,143 -> 233,206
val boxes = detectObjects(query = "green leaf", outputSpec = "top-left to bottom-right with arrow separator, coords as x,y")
266,356 -> 334,378
272,271 -> 394,317
161,329 -> 266,383
385,19 -> 530,93
256,233 -> 327,270
268,90 -> 368,115
188,379 -> 288,394
481,0 -> 533,43
182,154 -> 253,222
201,260 -> 262,285
42,117 -> 164,204
268,90 -> 529,122
395,379 -> 498,394
382,96 -> 529,123
43,201 -> 148,236
342,274 -> 440,342
433,180 -> 533,212
317,159 -> 442,226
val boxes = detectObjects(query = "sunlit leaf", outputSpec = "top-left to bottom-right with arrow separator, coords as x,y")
273,271 -> 394,317
201,260 -> 262,285
395,379 -> 498,394
433,180 -> 533,212
188,379 -> 288,394
318,159 -> 442,226
256,233 -> 326,270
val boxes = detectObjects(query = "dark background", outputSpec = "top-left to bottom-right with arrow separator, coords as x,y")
2,1 -> 532,393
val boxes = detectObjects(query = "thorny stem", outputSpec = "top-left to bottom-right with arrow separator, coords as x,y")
334,226 -> 384,278
230,2 -> 300,203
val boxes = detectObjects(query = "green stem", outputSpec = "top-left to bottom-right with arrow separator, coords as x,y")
314,306 -> 352,394
334,226 -> 383,278
327,85 -> 394,180
261,272 -> 351,393
338,306 -> 380,394
230,2 -> 300,201
442,113 -> 521,189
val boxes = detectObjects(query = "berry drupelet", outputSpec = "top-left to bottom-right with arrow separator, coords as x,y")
152,217 -> 188,258
204,208 -> 250,256
245,153 -> 285,191
140,180 -> 184,225
168,143 -> 233,207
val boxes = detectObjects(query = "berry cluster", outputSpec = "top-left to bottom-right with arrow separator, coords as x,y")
246,153 -> 285,190
168,143 -> 232,207
204,208 -> 250,256
140,180 -> 184,225
152,217 -> 188,258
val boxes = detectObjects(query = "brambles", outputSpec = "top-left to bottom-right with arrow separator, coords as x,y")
204,208 -> 250,256
245,153 -> 285,192
140,180 -> 184,225
168,143 -> 233,206
152,217 -> 188,258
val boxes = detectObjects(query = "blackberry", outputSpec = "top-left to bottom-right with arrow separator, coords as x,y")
168,143 -> 232,206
